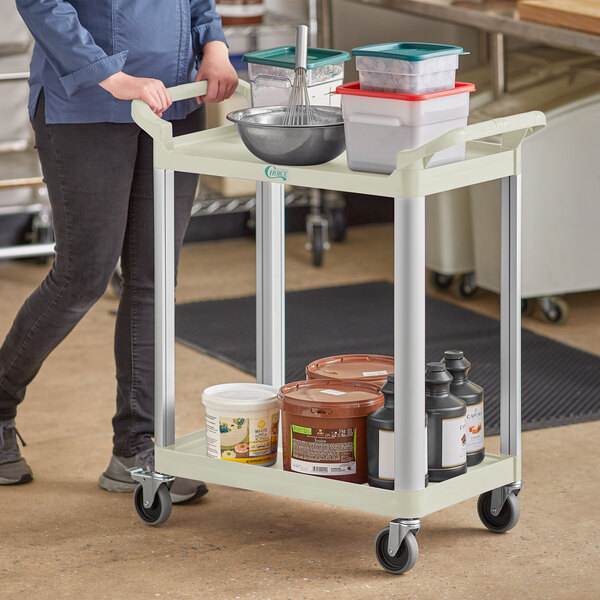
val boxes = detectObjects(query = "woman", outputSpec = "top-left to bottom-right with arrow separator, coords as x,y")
0,0 -> 238,502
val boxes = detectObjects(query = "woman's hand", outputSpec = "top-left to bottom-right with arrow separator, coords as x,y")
194,41 -> 238,104
99,72 -> 172,117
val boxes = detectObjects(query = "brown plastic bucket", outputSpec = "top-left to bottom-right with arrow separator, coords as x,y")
306,354 -> 394,389
278,379 -> 384,484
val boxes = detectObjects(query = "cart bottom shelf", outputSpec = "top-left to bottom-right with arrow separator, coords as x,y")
155,429 -> 521,518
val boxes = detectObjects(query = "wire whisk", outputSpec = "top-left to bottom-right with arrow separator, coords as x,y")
283,25 -> 314,126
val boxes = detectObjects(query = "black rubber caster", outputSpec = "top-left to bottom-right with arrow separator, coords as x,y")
329,206 -> 347,243
311,223 -> 324,267
540,296 -> 569,325
477,490 -> 520,533
374,527 -> 418,575
456,272 -> 478,298
521,298 -> 535,316
431,272 -> 454,289
134,483 -> 172,526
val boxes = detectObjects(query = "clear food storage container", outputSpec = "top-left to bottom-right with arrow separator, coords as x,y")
335,81 -> 475,174
352,42 -> 467,95
243,46 -> 350,108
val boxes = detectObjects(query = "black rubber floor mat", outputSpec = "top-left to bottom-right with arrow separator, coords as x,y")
175,281 -> 600,434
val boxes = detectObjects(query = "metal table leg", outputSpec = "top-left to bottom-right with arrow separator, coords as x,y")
393,196 -> 426,492
500,175 -> 522,457
154,168 -> 176,448
256,181 -> 285,389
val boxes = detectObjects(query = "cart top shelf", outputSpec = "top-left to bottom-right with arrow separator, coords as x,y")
133,81 -> 545,198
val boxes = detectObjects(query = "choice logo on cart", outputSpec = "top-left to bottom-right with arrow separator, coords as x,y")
265,166 -> 288,181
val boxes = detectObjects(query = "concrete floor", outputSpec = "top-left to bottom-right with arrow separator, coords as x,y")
1,224 -> 599,599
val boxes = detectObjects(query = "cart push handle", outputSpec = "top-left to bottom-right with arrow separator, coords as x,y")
131,79 -> 252,142
395,110 -> 546,170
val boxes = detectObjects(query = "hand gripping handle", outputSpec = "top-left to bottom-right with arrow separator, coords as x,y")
130,79 -> 252,142
395,110 -> 547,170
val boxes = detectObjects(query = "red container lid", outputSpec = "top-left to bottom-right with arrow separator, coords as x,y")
335,81 -> 476,101
306,354 -> 393,386
278,379 -> 383,418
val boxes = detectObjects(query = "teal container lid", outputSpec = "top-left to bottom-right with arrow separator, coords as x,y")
351,42 -> 467,61
243,46 -> 351,70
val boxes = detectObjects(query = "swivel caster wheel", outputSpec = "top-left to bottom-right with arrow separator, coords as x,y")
452,272 -> 478,298
134,483 -> 172,526
521,298 -> 535,317
539,296 -> 569,325
311,223 -> 324,267
374,526 -> 419,575
431,271 -> 454,289
477,489 -> 520,533
329,206 -> 347,243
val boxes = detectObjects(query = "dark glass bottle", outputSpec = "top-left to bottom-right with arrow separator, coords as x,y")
443,350 -> 485,466
425,362 -> 467,482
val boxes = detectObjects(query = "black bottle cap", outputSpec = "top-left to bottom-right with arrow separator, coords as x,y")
386,374 -> 395,384
426,361 -> 446,372
444,350 -> 464,360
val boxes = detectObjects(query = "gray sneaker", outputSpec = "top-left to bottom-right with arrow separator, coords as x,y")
98,448 -> 208,504
0,420 -> 33,485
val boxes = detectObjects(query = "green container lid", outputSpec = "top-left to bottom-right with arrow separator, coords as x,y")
351,42 -> 467,61
243,46 -> 350,70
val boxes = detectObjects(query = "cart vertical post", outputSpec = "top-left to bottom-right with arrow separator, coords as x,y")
500,174 -> 522,457
154,168 -> 176,448
256,181 -> 285,389
393,196 -> 426,491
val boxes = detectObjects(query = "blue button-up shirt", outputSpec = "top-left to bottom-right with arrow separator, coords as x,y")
16,0 -> 227,124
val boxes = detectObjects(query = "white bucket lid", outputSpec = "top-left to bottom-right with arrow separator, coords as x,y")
202,383 -> 278,412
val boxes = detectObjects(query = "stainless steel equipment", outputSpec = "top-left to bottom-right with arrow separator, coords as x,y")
283,24 -> 314,126
226,105 -> 345,165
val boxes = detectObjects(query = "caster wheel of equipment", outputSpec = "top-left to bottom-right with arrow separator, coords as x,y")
477,490 -> 520,533
521,298 -> 535,317
311,223 -> 324,267
431,272 -> 454,289
455,272 -> 478,298
540,296 -> 569,324
134,483 -> 172,526
329,207 -> 347,243
374,527 -> 418,575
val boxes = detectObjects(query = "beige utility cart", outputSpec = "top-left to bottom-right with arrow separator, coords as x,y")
129,79 -> 545,575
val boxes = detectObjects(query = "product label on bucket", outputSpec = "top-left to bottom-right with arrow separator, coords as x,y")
466,401 -> 484,453
290,425 -> 357,476
205,411 -> 279,465
441,415 -> 467,468
362,370 -> 388,377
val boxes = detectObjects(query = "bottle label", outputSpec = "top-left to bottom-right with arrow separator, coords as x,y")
466,401 -> 484,453
442,415 -> 467,468
377,425 -> 428,482
378,430 -> 394,480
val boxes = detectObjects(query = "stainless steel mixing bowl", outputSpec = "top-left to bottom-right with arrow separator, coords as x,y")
226,106 -> 345,166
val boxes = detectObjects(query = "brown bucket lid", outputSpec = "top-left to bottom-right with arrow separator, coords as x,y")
278,379 -> 383,418
306,354 -> 394,386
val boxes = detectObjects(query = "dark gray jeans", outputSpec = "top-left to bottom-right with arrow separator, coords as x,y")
0,91 -> 204,457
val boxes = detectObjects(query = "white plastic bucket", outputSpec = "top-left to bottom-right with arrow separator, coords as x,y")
202,383 -> 279,466
335,81 -> 475,174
